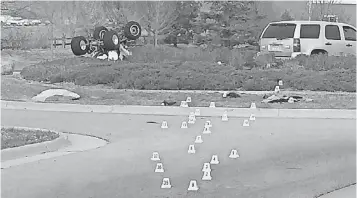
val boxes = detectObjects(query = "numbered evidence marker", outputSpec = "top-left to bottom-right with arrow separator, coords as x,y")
209,102 -> 216,108
188,144 -> 196,154
194,135 -> 203,144
278,79 -> 283,86
243,119 -> 250,127
186,96 -> 192,103
210,155 -> 219,165
181,121 -> 188,129
202,126 -> 211,134
161,178 -> 172,189
155,163 -> 164,173
222,111 -> 228,121
194,108 -> 201,116
187,180 -> 199,191
250,102 -> 257,109
161,121 -> 168,129
202,170 -> 212,181
229,149 -> 240,159
188,113 -> 196,124
180,101 -> 189,107
151,152 -> 160,161
249,114 -> 256,121
202,163 -> 211,172
274,85 -> 280,93
205,121 -> 212,128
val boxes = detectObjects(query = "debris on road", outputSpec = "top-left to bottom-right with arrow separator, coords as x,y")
32,89 -> 80,102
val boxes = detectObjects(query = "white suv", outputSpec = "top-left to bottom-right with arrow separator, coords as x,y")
259,20 -> 356,58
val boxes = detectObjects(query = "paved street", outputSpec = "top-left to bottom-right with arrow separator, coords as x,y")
1,109 -> 356,198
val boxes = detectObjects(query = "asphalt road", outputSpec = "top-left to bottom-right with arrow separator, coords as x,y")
1,109 -> 356,198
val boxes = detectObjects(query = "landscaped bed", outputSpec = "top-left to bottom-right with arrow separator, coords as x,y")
1,127 -> 59,149
20,45 -> 356,92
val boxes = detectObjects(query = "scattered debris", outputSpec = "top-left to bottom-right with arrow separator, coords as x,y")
161,100 -> 176,106
262,94 -> 313,104
223,92 -> 241,98
32,89 -> 80,102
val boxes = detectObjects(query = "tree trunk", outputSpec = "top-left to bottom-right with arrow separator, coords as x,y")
154,31 -> 158,47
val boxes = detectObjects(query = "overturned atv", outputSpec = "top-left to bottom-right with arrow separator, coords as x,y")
70,21 -> 141,60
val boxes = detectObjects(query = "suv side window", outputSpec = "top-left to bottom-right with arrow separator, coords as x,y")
343,26 -> 356,41
325,25 -> 341,40
300,24 -> 320,39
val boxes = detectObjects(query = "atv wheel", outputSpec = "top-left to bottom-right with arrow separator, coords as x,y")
103,30 -> 120,50
71,36 -> 88,56
124,21 -> 141,40
93,26 -> 108,40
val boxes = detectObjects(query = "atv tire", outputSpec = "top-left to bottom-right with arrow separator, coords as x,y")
124,21 -> 141,40
103,30 -> 120,50
71,36 -> 88,56
93,26 -> 108,40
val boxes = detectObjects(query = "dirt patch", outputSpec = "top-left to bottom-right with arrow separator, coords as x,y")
1,76 -> 356,109
1,126 -> 60,149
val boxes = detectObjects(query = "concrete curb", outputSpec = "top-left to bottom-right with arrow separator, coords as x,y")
1,100 -> 356,119
1,126 -> 71,162
1,132 -> 108,169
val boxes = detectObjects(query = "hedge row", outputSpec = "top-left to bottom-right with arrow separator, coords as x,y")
21,50 -> 356,92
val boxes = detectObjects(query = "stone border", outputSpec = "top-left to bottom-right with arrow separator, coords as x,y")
1,126 -> 71,161
1,100 -> 356,119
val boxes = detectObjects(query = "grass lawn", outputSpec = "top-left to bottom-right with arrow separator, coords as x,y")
1,76 -> 356,109
1,126 -> 59,149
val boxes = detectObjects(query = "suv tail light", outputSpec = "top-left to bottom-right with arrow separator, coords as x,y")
293,38 -> 301,52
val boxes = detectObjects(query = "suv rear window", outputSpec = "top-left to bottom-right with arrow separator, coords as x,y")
262,23 -> 296,39
300,24 -> 320,39
343,26 -> 356,41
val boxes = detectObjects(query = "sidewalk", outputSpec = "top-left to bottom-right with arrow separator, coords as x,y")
1,100 -> 356,119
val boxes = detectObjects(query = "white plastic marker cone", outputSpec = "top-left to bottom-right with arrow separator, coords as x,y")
181,121 -> 188,129
249,114 -> 256,121
202,171 -> 212,181
155,163 -> 164,172
161,178 -> 172,189
195,135 -> 203,144
250,102 -> 257,109
205,121 -> 212,128
202,163 -> 211,172
188,144 -> 196,154
202,126 -> 211,134
188,116 -> 196,124
209,102 -> 216,108
186,96 -> 192,103
222,112 -> 228,121
243,119 -> 250,127
188,180 -> 199,191
151,152 -> 160,161
180,101 -> 189,107
229,149 -> 240,159
195,109 -> 201,116
274,86 -> 280,93
210,155 -> 219,164
278,80 -> 283,86
161,121 -> 168,129
222,91 -> 228,98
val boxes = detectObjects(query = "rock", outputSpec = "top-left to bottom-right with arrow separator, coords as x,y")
32,89 -> 80,102
1,63 -> 14,75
